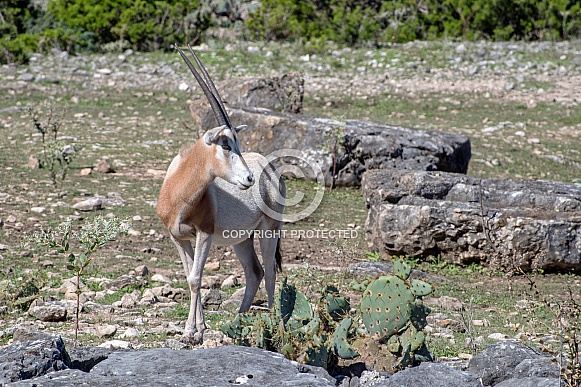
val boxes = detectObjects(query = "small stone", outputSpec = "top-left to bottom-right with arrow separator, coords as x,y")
28,304 -> 67,322
178,82 -> 190,92
27,155 -> 40,169
151,273 -> 172,283
202,275 -> 221,289
139,288 -> 158,305
80,168 -> 92,176
120,327 -> 139,339
165,338 -> 187,350
119,290 -> 141,308
505,82 -> 515,91
220,275 -> 238,289
72,198 -> 102,211
458,353 -> 473,360
98,340 -> 132,349
488,332 -> 509,340
472,319 -> 491,327
166,322 -> 184,335
135,265 -> 149,276
95,324 -> 117,338
201,289 -> 227,310
40,260 -> 54,268
18,73 -> 36,82
96,158 -> 115,173
205,261 -> 220,271
30,207 -> 46,213
96,68 -> 113,75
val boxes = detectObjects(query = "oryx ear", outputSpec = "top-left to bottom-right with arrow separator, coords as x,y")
204,126 -> 226,145
234,125 -> 248,133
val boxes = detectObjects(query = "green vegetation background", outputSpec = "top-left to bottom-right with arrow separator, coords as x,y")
2,0 -> 581,64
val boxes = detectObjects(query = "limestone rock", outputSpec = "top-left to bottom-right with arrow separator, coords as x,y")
95,325 -> 117,338
28,304 -> 67,322
378,362 -> 481,387
494,377 -> 561,387
0,337 -> 71,384
190,73 -> 304,116
191,106 -> 470,187
72,198 -> 102,212
363,170 -> 581,270
467,341 -> 548,386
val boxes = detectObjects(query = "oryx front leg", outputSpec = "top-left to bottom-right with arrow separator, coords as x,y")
173,231 -> 212,344
232,237 -> 263,312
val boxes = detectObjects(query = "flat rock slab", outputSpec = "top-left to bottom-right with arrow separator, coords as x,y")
467,341 -> 556,386
376,362 -> 481,387
190,105 -> 470,186
363,170 -> 581,270
9,346 -> 335,387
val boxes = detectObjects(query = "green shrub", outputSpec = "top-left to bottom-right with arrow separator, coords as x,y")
246,0 -> 581,45
49,0 -> 211,51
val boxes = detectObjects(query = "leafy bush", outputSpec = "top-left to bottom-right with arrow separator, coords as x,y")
246,0 -> 581,44
49,0 -> 211,51
0,0 -> 212,63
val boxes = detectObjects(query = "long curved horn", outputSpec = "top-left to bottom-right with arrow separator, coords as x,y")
175,44 -> 230,128
187,44 -> 232,129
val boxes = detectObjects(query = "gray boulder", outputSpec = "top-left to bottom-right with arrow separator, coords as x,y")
467,341 -> 550,385
363,170 -> 581,270
494,377 -> 561,387
10,346 -> 335,386
377,362 -> 481,386
213,73 -> 304,113
0,337 -> 71,384
191,106 -> 470,186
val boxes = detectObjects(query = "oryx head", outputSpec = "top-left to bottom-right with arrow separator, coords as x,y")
176,44 -> 254,190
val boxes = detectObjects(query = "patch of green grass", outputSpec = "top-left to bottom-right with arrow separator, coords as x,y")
164,304 -> 189,320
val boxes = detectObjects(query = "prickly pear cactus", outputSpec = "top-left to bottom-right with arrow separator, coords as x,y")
359,259 -> 434,370
331,317 -> 359,359
305,334 -> 329,368
361,275 -> 415,340
276,277 -> 313,331
322,285 -> 350,321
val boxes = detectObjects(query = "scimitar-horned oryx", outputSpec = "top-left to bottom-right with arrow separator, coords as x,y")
157,45 -> 285,344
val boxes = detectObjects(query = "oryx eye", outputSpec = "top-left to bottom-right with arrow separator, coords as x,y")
221,144 -> 231,151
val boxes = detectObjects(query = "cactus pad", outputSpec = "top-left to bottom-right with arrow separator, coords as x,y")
331,317 -> 359,359
361,275 -> 414,340
322,285 -> 350,321
393,259 -> 412,280
411,279 -> 433,297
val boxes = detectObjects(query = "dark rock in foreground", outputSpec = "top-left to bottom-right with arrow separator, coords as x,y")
364,170 -> 581,270
2,335 -> 564,387
7,346 -> 335,387
191,105 -> 471,186
467,341 -> 559,386
376,362 -> 481,387
0,337 -> 71,385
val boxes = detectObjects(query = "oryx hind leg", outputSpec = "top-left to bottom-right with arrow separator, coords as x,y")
258,231 -> 280,309
232,236 -> 263,312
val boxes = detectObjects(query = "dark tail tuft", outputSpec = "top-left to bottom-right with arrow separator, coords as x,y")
275,237 -> 283,272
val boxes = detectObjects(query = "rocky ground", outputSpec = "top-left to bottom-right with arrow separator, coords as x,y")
1,39 -> 580,384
